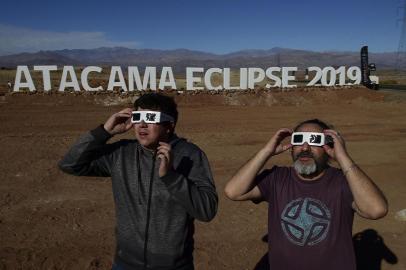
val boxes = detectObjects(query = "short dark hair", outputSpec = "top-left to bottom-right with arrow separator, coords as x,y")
134,93 -> 178,124
293,119 -> 332,132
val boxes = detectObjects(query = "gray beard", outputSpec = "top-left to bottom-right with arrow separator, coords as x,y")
294,159 -> 317,175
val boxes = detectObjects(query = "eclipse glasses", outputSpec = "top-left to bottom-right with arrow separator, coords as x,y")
291,132 -> 333,147
131,111 -> 174,124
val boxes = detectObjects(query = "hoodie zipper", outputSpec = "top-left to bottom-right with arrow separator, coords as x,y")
140,137 -> 182,269
143,152 -> 156,269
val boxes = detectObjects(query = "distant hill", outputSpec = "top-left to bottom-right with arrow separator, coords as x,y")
0,47 -> 402,71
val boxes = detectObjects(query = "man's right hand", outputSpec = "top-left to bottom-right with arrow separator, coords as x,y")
263,128 -> 293,156
103,108 -> 133,135
224,127 -> 293,202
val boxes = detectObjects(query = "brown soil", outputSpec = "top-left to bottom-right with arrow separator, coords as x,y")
0,87 -> 405,270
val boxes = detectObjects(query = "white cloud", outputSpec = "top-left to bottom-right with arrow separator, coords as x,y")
0,24 -> 138,56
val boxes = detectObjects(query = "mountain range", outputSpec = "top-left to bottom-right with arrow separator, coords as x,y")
0,47 -> 402,72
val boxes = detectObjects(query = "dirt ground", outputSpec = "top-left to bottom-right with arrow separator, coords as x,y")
0,87 -> 405,270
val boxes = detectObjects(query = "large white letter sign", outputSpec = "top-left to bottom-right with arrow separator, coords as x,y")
14,66 -> 35,92
34,65 -> 57,91
204,68 -> 223,90
186,67 -> 204,90
107,66 -> 128,91
59,66 -> 80,92
159,67 -> 176,90
281,67 -> 297,88
81,66 -> 103,91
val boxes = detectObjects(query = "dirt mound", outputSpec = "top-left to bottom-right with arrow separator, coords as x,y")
4,86 -> 390,108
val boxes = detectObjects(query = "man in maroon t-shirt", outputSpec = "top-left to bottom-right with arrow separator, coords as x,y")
224,119 -> 388,270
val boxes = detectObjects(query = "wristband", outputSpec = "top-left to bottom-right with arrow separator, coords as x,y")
343,164 -> 358,176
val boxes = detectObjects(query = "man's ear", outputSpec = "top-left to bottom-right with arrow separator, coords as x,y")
166,122 -> 176,134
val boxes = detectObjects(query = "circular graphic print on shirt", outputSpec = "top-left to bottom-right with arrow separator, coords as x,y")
280,197 -> 331,246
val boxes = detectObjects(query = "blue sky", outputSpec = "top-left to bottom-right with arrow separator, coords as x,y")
0,0 -> 403,55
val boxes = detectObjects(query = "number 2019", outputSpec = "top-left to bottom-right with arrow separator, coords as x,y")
306,66 -> 361,86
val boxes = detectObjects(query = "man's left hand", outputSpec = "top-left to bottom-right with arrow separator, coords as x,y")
323,129 -> 350,163
157,142 -> 172,177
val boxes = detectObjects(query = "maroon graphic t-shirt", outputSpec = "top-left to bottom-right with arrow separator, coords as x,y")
257,166 -> 355,270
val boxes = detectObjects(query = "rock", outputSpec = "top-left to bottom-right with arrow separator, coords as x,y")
395,209 -> 406,221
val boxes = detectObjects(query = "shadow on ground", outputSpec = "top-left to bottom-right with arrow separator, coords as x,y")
353,229 -> 398,270
253,229 -> 398,270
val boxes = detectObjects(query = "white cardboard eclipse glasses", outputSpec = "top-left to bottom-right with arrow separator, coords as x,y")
131,111 -> 174,124
291,132 -> 331,147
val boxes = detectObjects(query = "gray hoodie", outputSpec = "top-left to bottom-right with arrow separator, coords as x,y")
58,125 -> 218,270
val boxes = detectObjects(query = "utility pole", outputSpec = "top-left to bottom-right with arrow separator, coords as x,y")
397,0 -> 406,73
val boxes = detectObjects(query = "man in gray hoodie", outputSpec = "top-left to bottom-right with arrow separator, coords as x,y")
59,93 -> 218,270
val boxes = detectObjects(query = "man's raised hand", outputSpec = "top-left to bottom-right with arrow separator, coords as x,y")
263,128 -> 293,156
157,142 -> 172,178
103,108 -> 133,135
323,129 -> 349,163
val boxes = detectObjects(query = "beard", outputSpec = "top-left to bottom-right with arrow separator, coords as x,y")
293,150 -> 328,176
294,159 -> 317,175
